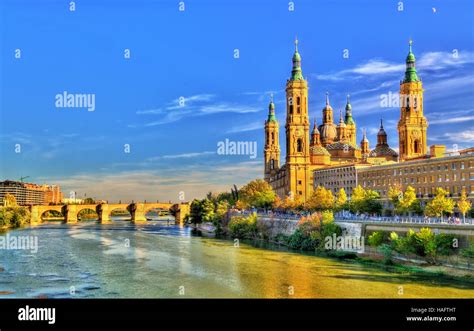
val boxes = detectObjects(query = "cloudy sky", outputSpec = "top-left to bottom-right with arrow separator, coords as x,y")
1,0 -> 473,202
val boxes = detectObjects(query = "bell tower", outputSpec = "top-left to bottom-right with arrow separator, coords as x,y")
264,96 -> 280,181
285,38 -> 310,201
398,40 -> 428,161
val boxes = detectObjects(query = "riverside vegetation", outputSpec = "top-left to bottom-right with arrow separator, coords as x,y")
0,194 -> 31,231
185,179 -> 474,282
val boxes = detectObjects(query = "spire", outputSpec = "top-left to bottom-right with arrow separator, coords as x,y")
361,128 -> 368,142
360,128 -> 369,157
267,95 -> 277,122
345,95 -> 351,110
325,92 -> 330,106
404,39 -> 419,83
344,94 -> 355,125
339,110 -> 344,125
377,118 -> 388,146
291,37 -> 303,81
311,118 -> 321,146
312,117 -> 319,133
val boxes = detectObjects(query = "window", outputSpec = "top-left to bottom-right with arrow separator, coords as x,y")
297,139 -> 303,153
297,96 -> 301,105
298,180 -> 302,185
270,159 -> 275,170
271,132 -> 274,144
290,105 -> 294,114
413,140 -> 420,153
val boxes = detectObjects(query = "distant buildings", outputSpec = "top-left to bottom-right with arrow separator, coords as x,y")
0,180 -> 64,206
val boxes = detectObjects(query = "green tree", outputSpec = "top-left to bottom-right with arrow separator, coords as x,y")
387,184 -> 402,206
349,185 -> 366,214
308,186 -> 334,211
350,186 -> 382,215
457,188 -> 472,223
335,188 -> 348,211
396,186 -> 418,218
188,199 -> 204,225
201,199 -> 215,223
239,179 -> 276,209
424,188 -> 455,221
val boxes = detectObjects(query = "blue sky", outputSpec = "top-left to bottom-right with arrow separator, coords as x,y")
1,0 -> 473,202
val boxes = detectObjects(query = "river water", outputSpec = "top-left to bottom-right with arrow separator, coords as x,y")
0,220 -> 473,298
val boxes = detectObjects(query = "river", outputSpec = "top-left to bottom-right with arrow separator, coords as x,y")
0,220 -> 473,298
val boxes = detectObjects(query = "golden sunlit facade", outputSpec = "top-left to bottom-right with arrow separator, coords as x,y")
264,40 -> 473,203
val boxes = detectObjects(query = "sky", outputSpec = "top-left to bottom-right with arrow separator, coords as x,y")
1,0 -> 473,202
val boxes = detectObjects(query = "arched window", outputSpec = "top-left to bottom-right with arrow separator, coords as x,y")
270,159 -> 275,170
290,105 -> 294,114
271,132 -> 274,144
297,139 -> 303,153
266,132 -> 269,144
414,97 -> 417,109
297,96 -> 301,105
406,96 -> 410,111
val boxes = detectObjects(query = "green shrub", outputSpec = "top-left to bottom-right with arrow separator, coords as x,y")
460,243 -> 474,259
368,231 -> 384,247
228,213 -> 258,239
0,207 -> 30,228
379,244 -> 394,265
287,228 -> 319,250
321,210 -> 334,224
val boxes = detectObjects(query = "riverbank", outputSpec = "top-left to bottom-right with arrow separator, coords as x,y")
193,219 -> 474,285
245,236 -> 474,284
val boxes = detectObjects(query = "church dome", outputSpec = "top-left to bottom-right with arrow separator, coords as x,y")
318,123 -> 337,142
369,146 -> 398,157
326,141 -> 361,151
310,145 -> 330,156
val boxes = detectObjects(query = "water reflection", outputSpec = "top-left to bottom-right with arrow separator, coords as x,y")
0,222 -> 472,298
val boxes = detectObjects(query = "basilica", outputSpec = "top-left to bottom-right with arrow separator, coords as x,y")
264,40 -> 430,202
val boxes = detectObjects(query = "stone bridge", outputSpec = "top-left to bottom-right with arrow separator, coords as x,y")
29,202 -> 190,225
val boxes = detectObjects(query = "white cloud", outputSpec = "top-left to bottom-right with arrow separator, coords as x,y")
429,115 -> 474,125
430,130 -> 474,143
314,51 -> 474,82
226,121 -> 263,134
157,151 -> 215,160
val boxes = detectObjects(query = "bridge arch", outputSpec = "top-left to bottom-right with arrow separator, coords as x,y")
76,207 -> 99,221
39,206 -> 65,222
